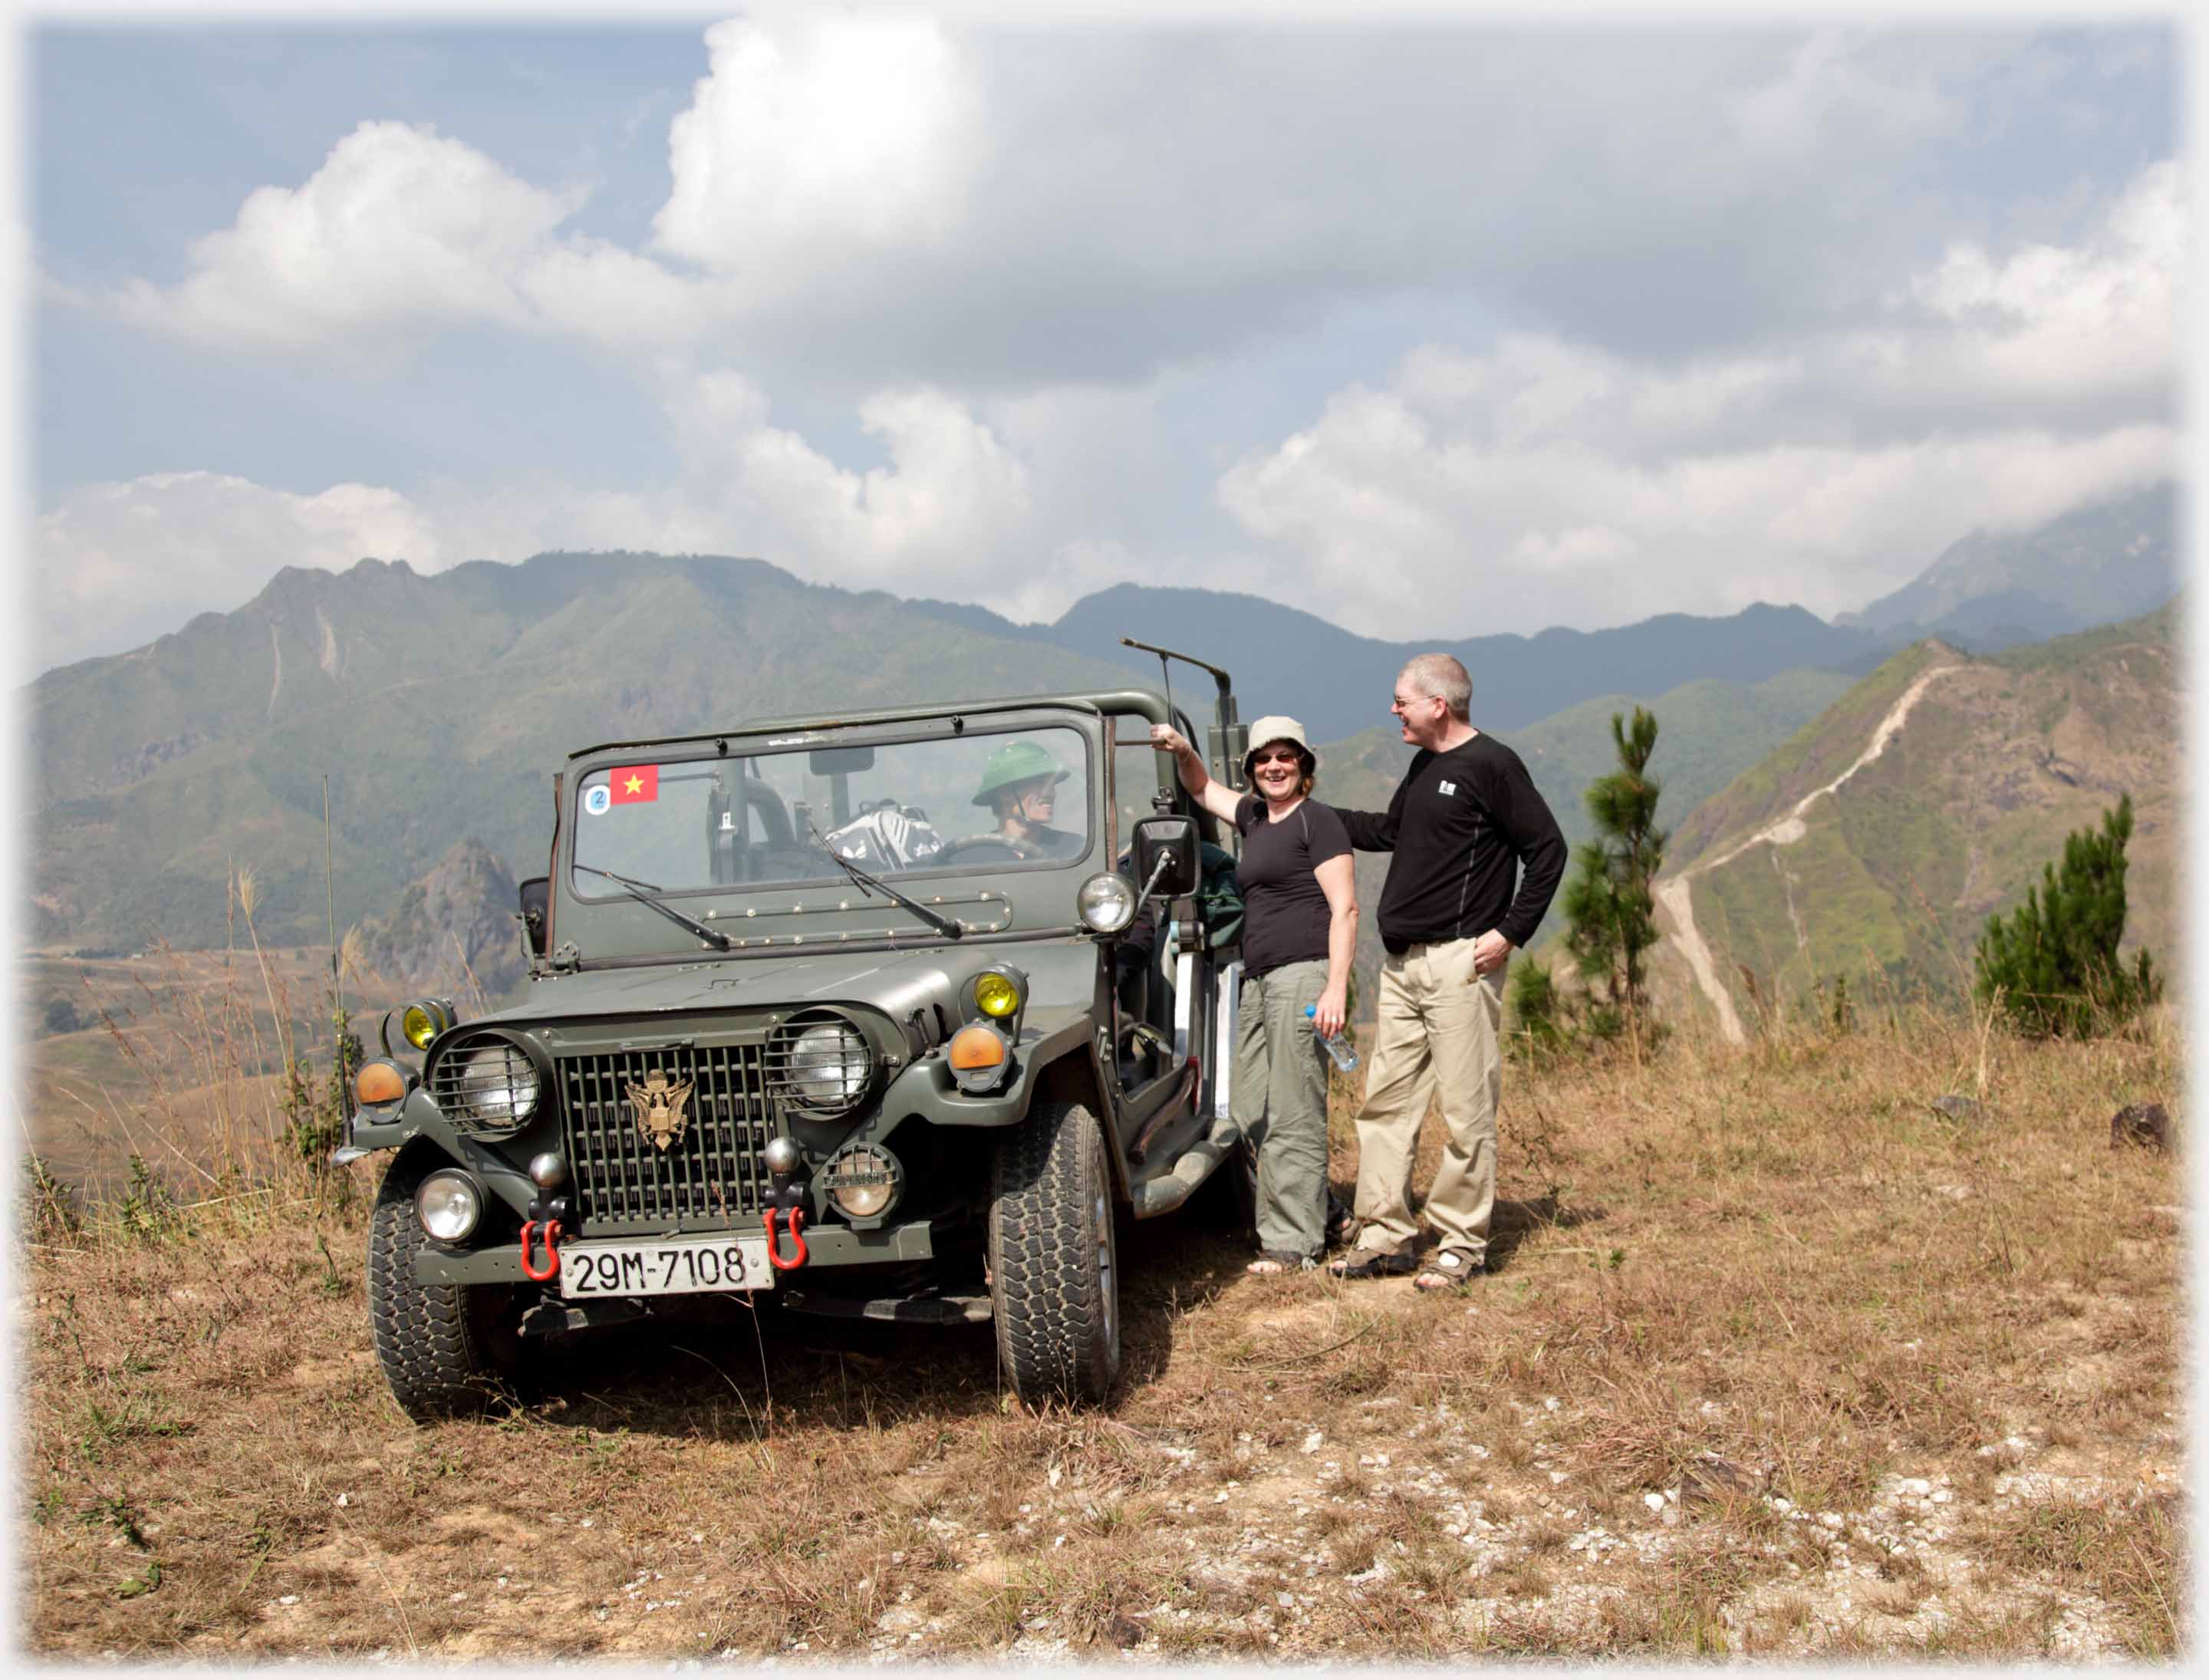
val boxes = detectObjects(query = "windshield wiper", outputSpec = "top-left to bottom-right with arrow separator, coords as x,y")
573,862 -> 732,950
809,825 -> 966,940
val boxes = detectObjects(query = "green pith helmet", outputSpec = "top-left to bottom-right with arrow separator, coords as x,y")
973,739 -> 1072,807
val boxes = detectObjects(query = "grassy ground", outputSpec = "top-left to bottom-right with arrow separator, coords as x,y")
18,942 -> 347,1191
18,1007 -> 2183,1659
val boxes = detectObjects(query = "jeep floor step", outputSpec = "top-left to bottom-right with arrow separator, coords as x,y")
1129,1117 -> 1239,1218
779,1290 -> 993,1326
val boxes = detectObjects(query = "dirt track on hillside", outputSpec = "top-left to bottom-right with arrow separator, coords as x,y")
1656,663 -> 1964,1043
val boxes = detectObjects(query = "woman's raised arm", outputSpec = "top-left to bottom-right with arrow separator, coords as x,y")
1149,724 -> 1243,826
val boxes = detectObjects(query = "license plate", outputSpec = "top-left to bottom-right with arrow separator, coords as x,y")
560,1234 -> 772,1298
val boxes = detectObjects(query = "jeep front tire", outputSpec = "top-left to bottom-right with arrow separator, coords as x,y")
367,1160 -> 528,1421
989,1098 -> 1121,1405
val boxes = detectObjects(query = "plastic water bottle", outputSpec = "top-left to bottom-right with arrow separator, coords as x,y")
1305,1005 -> 1359,1072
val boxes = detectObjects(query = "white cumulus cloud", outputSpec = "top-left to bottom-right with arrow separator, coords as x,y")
654,13 -> 979,292
1218,159 -> 2181,635
88,26 -> 2086,384
105,119 -> 715,354
657,372 -> 1033,583
1907,156 -> 2179,399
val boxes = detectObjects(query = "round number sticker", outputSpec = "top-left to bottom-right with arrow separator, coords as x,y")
584,784 -> 613,816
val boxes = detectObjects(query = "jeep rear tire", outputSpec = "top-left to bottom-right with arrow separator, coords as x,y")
989,1098 -> 1121,1405
367,1160 -> 529,1421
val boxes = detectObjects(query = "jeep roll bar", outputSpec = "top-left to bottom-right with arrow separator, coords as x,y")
1119,638 -> 1247,794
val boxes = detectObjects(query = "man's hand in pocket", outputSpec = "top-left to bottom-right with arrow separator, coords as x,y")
1471,929 -> 1514,978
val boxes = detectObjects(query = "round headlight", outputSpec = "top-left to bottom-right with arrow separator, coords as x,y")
1076,871 -> 1137,934
455,1043 -> 540,1131
416,1170 -> 482,1244
973,970 -> 1022,1019
822,1144 -> 901,1220
786,1020 -> 871,1112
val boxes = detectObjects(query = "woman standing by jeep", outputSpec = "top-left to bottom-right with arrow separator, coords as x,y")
1151,716 -> 1357,1273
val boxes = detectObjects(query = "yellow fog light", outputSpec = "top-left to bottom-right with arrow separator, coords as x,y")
973,971 -> 1022,1018
397,997 -> 456,1051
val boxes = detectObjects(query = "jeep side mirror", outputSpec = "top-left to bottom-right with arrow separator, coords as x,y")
518,876 -> 550,958
1132,814 -> 1200,900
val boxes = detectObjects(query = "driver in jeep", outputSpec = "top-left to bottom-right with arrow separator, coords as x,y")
972,740 -> 1085,859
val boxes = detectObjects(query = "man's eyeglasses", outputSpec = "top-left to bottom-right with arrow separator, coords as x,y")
1391,693 -> 1439,712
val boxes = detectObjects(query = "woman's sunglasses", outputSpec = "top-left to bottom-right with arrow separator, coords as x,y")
1250,750 -> 1304,767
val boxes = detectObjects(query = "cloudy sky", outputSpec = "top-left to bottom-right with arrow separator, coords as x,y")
25,8 -> 2182,670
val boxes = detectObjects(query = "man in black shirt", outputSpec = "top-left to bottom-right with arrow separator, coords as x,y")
1328,653 -> 1565,1290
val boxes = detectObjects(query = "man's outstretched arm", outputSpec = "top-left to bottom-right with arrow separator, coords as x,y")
1334,766 -> 1414,852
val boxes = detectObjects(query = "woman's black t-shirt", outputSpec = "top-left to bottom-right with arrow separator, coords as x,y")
1233,796 -> 1352,977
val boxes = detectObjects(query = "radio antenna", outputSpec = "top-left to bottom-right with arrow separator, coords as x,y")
1138,642 -> 1175,728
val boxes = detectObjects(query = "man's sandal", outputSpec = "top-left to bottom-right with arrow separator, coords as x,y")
1327,1248 -> 1417,1280
1247,1250 -> 1315,1275
1412,1249 -> 1483,1292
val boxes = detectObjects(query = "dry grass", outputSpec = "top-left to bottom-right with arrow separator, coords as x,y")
17,1000 -> 2184,1659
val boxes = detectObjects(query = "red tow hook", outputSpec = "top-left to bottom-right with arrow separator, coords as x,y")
519,1218 -> 564,1282
763,1206 -> 808,1271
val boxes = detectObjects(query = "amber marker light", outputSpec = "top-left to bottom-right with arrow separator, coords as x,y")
354,1060 -> 407,1107
947,1023 -> 1012,1092
948,1024 -> 1006,1069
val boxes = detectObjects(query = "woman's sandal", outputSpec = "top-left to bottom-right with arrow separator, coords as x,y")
1326,1248 -> 1417,1280
1411,1249 -> 1483,1292
1247,1250 -> 1314,1275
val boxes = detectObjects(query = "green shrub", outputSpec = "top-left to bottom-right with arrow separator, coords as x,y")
1556,707 -> 1667,1049
1506,956 -> 1566,1060
1974,795 -> 2161,1038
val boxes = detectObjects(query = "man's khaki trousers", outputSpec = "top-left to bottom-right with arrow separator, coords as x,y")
1348,937 -> 1503,1263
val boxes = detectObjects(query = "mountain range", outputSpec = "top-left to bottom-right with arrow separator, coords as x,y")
915,479 -> 2178,744
25,482 -> 2180,964
1835,483 -> 2177,644
914,588 -> 1883,743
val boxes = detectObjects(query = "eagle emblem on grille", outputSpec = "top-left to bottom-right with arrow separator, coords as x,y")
626,1069 -> 695,1151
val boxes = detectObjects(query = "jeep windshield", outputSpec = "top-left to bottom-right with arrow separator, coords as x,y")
571,724 -> 1095,901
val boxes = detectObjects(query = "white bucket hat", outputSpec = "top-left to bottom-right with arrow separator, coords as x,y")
1242,714 -> 1318,779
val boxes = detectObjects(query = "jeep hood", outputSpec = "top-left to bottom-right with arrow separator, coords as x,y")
479,940 -> 1098,1029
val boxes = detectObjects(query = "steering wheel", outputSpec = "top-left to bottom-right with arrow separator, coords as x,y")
933,835 -> 1029,864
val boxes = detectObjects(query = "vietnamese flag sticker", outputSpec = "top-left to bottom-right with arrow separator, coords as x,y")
609,764 -> 660,805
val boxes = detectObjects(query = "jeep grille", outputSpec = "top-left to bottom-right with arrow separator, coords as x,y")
556,1043 -> 774,1234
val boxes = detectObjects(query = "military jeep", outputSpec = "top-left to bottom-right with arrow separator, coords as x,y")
342,664 -> 1254,1416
